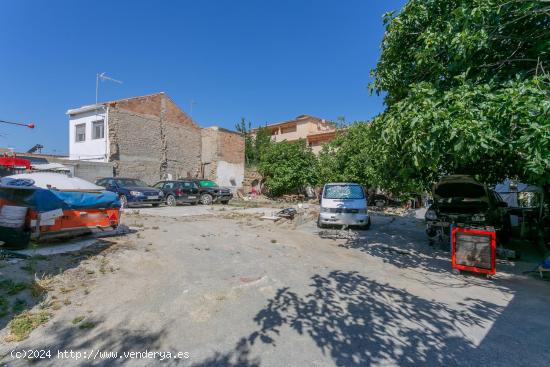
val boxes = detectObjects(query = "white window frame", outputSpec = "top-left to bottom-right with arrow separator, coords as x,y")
92,120 -> 105,140
75,123 -> 86,143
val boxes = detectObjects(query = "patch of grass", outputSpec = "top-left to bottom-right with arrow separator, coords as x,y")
63,298 -> 71,305
0,295 -> 8,317
72,316 -> 85,324
0,279 -> 27,295
271,239 -> 277,243
8,311 -> 50,341
12,298 -> 27,314
30,275 -> 53,298
78,321 -> 95,330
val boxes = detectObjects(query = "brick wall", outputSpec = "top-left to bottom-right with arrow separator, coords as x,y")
200,127 -> 244,188
107,93 -> 201,184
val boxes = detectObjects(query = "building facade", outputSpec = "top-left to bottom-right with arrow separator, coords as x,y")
252,114 -> 337,154
67,93 -> 202,184
67,93 -> 245,187
201,127 -> 245,190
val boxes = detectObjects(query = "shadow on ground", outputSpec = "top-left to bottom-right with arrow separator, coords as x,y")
247,270 -> 501,366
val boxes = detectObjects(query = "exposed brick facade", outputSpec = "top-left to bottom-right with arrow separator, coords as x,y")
201,127 -> 245,189
107,93 -> 202,184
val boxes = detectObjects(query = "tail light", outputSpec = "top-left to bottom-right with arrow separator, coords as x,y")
175,188 -> 183,196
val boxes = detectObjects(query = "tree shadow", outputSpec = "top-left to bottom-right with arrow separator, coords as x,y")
246,270 -> 503,367
321,219 -> 453,275
189,338 -> 260,367
3,316 -> 170,366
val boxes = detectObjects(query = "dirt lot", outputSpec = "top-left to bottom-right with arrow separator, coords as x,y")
1,203 -> 549,366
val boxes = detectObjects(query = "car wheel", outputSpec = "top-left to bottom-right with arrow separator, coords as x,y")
166,195 -> 177,207
317,216 -> 325,229
363,217 -> 371,230
119,194 -> 128,209
200,193 -> 213,205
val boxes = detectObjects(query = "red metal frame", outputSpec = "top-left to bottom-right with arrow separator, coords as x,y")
451,226 -> 496,275
0,155 -> 32,170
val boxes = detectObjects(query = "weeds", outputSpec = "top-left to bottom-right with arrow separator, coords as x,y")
0,279 -> 27,295
30,275 -> 53,298
11,298 -> 27,314
72,316 -> 85,324
0,296 -> 8,317
79,321 -> 95,329
8,311 -> 51,341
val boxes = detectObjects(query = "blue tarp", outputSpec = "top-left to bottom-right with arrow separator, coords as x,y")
0,187 -> 120,212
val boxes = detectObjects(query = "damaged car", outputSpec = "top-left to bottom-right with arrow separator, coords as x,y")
425,175 -> 511,244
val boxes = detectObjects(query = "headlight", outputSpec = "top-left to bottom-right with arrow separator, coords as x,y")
471,214 -> 485,222
425,209 -> 438,220
130,191 -> 144,197
158,191 -> 164,197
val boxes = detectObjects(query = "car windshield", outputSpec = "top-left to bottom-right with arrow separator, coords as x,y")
199,180 -> 218,187
115,178 -> 149,187
324,184 -> 364,199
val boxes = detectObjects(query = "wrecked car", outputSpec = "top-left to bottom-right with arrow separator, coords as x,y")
425,175 -> 511,244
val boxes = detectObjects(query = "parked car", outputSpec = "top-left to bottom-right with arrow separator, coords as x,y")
188,179 -> 233,205
95,177 -> 164,208
425,175 -> 511,243
317,182 -> 371,229
153,180 -> 200,206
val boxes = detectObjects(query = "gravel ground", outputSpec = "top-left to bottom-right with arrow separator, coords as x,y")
1,204 -> 549,366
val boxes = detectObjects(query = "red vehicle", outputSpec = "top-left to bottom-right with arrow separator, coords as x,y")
0,154 -> 32,176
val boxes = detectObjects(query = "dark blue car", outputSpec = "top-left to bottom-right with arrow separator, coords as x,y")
95,177 -> 164,208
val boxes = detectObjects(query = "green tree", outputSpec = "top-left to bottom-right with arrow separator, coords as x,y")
254,126 -> 272,164
366,0 -> 549,191
258,140 -> 318,196
235,118 -> 255,165
235,119 -> 272,166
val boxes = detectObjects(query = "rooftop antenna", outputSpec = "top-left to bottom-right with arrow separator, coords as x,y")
95,72 -> 123,105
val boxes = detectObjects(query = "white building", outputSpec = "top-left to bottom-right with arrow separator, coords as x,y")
66,105 -> 108,162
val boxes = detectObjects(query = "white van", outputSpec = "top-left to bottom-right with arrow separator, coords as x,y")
317,183 -> 371,229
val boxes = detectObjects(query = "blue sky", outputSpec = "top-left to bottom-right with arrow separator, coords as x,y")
0,0 -> 405,155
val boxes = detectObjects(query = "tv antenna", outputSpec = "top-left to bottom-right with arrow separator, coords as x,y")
96,72 -> 123,105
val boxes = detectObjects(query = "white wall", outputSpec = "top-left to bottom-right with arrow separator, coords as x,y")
68,108 -> 109,162
216,161 -> 244,191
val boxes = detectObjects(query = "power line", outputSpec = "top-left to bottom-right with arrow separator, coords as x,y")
0,119 -> 35,129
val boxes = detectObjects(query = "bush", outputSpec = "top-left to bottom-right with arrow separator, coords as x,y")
258,140 -> 318,196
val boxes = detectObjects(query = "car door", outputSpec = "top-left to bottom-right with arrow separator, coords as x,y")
105,179 -> 118,193
180,181 -> 198,199
162,181 -> 178,197
153,181 -> 167,196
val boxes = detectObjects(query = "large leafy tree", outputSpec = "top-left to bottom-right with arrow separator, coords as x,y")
258,140 -> 318,196
235,118 -> 272,166
366,0 -> 549,191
